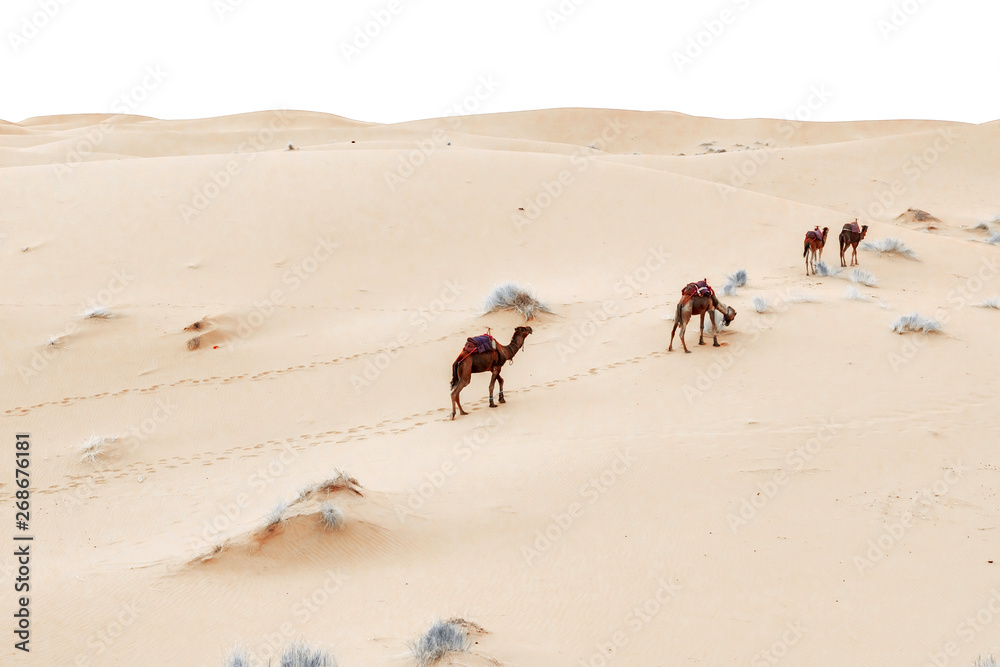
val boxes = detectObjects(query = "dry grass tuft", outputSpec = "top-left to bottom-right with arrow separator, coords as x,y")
78,435 -> 120,463
411,619 -> 472,666
83,306 -> 114,319
862,237 -> 917,259
483,283 -> 551,320
890,313 -> 942,334
294,470 -> 363,505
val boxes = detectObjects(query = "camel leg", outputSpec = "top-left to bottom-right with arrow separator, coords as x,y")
679,316 -> 690,353
698,312 -> 706,345
452,378 -> 470,418
497,374 -> 505,403
450,381 -> 459,420
451,363 -> 471,419
709,311 -> 720,347
668,320 -> 678,351
488,368 -> 499,408
457,379 -> 470,416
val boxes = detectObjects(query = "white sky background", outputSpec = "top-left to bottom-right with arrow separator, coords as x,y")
1,0 -> 998,124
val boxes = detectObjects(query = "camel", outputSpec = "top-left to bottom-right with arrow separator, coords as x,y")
839,220 -> 869,267
450,326 -> 532,420
803,226 -> 829,275
668,294 -> 736,353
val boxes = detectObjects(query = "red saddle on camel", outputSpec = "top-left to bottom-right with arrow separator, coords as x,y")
680,280 -> 715,306
682,280 -> 714,298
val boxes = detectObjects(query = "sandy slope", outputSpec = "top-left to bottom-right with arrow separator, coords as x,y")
1,109 -> 998,666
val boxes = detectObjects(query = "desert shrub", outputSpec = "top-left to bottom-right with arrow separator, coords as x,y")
845,286 -> 865,301
890,313 -> 942,334
861,237 -> 917,258
279,642 -> 336,667
411,620 -> 470,666
814,261 -> 842,277
850,269 -> 878,287
483,283 -> 551,320
78,435 -> 119,463
976,297 -> 1000,309
83,306 -> 113,319
320,503 -> 345,530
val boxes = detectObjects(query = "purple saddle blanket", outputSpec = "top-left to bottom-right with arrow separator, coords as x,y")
843,222 -> 861,234
466,335 -> 496,354
682,281 -> 714,298
806,230 -> 824,242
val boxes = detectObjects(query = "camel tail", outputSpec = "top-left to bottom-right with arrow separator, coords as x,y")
450,357 -> 460,390
803,240 -> 808,258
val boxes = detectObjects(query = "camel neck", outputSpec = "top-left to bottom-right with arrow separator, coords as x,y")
503,335 -> 524,358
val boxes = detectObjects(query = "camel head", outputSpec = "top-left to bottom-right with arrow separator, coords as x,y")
860,225 -> 869,239
514,326 -> 533,338
821,226 -> 830,239
722,306 -> 737,326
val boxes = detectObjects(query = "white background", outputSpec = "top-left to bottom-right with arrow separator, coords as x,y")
1,0 -> 997,124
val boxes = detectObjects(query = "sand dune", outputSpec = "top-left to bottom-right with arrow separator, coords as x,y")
1,108 -> 998,666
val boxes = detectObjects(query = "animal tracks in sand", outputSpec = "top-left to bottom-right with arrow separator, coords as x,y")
6,331 -> 472,417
